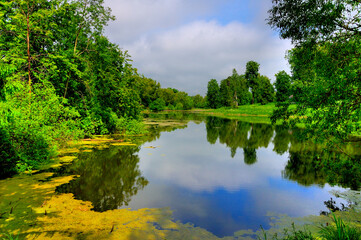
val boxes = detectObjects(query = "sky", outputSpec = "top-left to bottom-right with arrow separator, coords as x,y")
103,0 -> 293,96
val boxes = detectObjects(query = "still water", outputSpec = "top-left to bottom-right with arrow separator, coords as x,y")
56,115 -> 356,237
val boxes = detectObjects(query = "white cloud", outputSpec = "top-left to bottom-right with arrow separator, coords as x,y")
104,0 -> 292,95
125,21 -> 291,95
104,0 -> 216,43
138,122 -> 287,192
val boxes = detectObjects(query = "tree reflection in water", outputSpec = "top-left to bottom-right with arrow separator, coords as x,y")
56,145 -> 148,212
205,116 -> 361,189
55,115 -> 361,213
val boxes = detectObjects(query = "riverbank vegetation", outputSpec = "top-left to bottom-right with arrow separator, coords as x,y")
268,0 -> 361,144
0,0 -> 202,178
0,0 -> 146,177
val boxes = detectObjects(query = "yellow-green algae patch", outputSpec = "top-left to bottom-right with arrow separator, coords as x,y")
0,171 -> 223,239
0,172 -> 77,238
110,142 -> 137,146
25,194 -> 224,240
0,137 -> 225,240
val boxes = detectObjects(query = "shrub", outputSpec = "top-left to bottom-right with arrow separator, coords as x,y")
175,102 -> 183,110
149,98 -> 166,111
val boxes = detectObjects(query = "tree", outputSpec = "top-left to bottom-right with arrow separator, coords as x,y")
192,94 -> 206,108
245,61 -> 260,104
206,79 -> 221,109
219,69 -> 251,108
138,77 -> 160,107
275,71 -> 291,102
268,0 -> 361,144
149,98 -> 166,112
235,74 -> 252,106
253,75 -> 275,105
219,78 -> 233,107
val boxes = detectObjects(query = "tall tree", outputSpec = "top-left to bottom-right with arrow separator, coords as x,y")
252,75 -> 275,105
206,79 -> 221,109
219,77 -> 233,107
245,61 -> 260,104
274,71 -> 291,102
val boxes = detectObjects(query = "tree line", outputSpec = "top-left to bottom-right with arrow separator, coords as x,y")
138,77 -> 206,111
205,61 -> 293,109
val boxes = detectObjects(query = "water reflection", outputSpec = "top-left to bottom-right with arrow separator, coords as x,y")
56,146 -> 148,212
54,114 -> 360,237
204,116 -> 361,189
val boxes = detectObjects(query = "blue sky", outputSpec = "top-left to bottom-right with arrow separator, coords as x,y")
104,0 -> 292,95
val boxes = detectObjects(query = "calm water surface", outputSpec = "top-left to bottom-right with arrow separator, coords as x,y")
56,115 -> 355,237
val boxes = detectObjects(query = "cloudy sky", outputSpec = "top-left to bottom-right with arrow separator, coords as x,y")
103,0 -> 292,95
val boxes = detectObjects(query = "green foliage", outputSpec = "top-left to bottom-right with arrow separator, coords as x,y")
267,0 -> 348,44
0,126 -> 18,178
275,71 -> 292,102
116,117 -> 146,135
0,0 -> 148,177
319,213 -> 361,240
149,98 -> 166,112
1,232 -> 19,240
236,74 -> 252,106
192,94 -> 207,108
219,69 -> 251,107
0,83 -> 80,175
206,79 -> 221,109
245,61 -> 260,87
253,75 -> 275,105
245,61 -> 260,104
167,104 -> 175,110
175,102 -> 184,110
138,77 -> 160,107
182,96 -> 194,110
220,78 -> 234,107
269,0 -> 361,145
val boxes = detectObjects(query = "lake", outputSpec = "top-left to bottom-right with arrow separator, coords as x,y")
55,114 -> 358,238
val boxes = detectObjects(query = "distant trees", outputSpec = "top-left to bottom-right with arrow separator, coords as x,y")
206,62 -> 275,109
137,77 -> 196,111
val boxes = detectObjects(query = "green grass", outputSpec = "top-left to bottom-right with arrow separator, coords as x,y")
190,103 -> 280,124
199,103 -> 276,116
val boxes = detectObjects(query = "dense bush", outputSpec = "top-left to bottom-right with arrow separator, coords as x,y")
149,98 -> 166,111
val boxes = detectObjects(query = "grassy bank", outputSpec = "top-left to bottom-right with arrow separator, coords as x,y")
190,103 -> 278,124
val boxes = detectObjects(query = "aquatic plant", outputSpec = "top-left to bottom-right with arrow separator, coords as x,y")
258,224 -> 315,240
319,213 -> 361,240
1,233 -> 19,240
